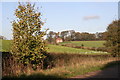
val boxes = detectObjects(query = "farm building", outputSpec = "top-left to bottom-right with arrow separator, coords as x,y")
56,38 -> 63,43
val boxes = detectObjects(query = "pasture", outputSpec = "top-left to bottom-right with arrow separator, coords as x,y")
59,41 -> 105,48
0,40 -> 109,55
47,44 -> 109,55
0,39 -> 12,52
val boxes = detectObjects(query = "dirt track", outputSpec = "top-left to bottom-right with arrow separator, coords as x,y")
72,65 -> 120,79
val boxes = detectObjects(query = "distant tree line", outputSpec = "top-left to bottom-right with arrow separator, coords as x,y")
46,30 -> 106,44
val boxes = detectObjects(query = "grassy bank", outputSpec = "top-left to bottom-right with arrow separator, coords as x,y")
37,60 -> 119,78
4,54 -> 120,80
2,52 -> 118,79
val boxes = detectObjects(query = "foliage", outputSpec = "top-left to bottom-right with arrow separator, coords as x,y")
95,32 -> 107,40
60,30 -> 75,41
46,30 -> 106,42
75,32 -> 96,41
105,20 -> 120,57
46,31 -> 56,44
11,2 -> 48,69
60,31 -> 69,41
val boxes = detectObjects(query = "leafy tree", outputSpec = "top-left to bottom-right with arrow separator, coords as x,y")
95,32 -> 107,40
105,20 -> 120,57
69,30 -> 75,41
60,31 -> 69,41
60,30 -> 75,41
46,31 -> 56,44
79,32 -> 89,41
55,32 -> 60,38
74,32 -> 81,41
11,2 -> 48,70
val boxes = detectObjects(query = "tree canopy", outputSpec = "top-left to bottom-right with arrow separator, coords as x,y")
105,20 -> 120,57
11,2 -> 47,70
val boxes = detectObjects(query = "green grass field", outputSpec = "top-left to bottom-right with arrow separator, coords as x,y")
47,44 -> 108,55
59,41 -> 105,48
0,39 -> 12,52
0,40 -> 109,55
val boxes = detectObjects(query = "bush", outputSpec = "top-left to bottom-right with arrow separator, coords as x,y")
105,20 -> 120,57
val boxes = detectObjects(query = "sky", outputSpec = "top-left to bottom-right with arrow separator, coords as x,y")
1,2 -> 118,40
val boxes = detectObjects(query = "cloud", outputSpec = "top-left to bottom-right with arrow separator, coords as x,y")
83,16 -> 100,20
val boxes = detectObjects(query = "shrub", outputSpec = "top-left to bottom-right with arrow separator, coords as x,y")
105,20 -> 120,57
